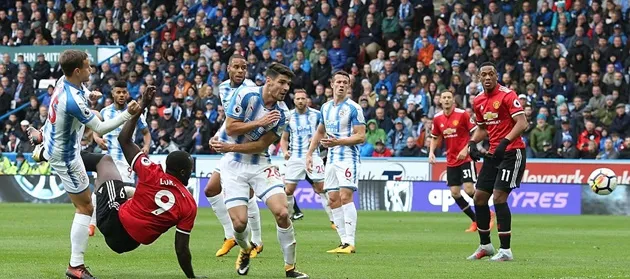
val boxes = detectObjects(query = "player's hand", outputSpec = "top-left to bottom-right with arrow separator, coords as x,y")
141,146 -> 150,154
256,110 -> 281,127
26,126 -> 42,145
94,137 -> 108,150
468,141 -> 482,161
321,134 -> 339,148
89,91 -> 102,104
305,154 -> 313,173
493,138 -> 510,160
127,100 -> 141,115
428,152 -> 436,164
284,150 -> 291,160
142,85 -> 156,108
457,146 -> 469,160
210,137 -> 232,153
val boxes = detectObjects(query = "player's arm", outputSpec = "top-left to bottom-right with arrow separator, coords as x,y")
78,100 -> 139,135
141,127 -> 151,153
119,87 -> 155,164
211,132 -> 279,154
224,93 -> 280,137
503,94 -> 528,141
306,123 -> 326,156
280,130 -> 290,157
91,110 -> 109,150
175,231 -> 197,278
335,124 -> 366,146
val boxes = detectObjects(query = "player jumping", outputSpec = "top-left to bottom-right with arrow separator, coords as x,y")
466,62 -> 528,261
93,85 -> 204,278
211,63 -> 308,278
89,80 -> 152,236
34,50 -> 141,278
280,89 -> 334,229
306,71 -> 366,254
429,91 -> 495,232
203,54 -> 265,257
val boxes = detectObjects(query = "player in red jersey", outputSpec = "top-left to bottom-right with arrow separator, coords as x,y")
95,86 -> 206,278
465,62 -> 528,262
429,91 -> 495,233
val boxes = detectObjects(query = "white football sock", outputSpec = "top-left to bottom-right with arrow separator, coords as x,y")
287,194 -> 295,216
234,225 -> 252,250
207,193 -> 234,239
331,207 -> 346,244
319,193 -> 333,222
277,224 -> 296,266
70,213 -> 91,267
89,193 -> 97,226
342,202 -> 357,246
248,197 -> 263,246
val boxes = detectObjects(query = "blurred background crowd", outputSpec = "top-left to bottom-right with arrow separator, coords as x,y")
0,0 -> 629,171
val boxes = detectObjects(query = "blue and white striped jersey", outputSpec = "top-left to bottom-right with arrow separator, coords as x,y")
287,108 -> 322,159
217,86 -> 289,165
320,98 -> 365,164
219,78 -> 256,108
42,79 -> 96,162
100,104 -> 148,161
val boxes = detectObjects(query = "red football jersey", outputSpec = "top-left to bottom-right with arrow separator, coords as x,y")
472,85 -> 526,153
119,153 -> 197,245
431,108 -> 476,167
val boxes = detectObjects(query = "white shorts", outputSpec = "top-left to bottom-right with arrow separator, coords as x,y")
324,161 -> 359,192
49,158 -> 90,194
219,158 -> 285,209
284,156 -> 325,183
114,159 -> 135,183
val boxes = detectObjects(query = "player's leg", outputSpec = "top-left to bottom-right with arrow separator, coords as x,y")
204,170 -> 237,257
255,166 -> 308,278
285,182 -> 299,216
324,164 -> 346,253
94,179 -> 140,254
467,158 -> 499,260
308,156 -> 333,226
285,159 -> 306,219
335,162 -> 358,254
490,149 -> 526,262
247,188 -> 264,255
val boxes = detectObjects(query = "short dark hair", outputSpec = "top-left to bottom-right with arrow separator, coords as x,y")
294,88 -> 307,95
265,62 -> 295,80
59,50 -> 88,76
165,150 -> 193,175
479,62 -> 497,70
332,70 -> 350,82
228,54 -> 246,65
113,81 -> 127,88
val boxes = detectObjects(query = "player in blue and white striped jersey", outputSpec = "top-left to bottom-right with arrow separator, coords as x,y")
306,71 -> 366,255
279,89 -> 334,228
203,55 -> 265,258
211,63 -> 309,278
36,50 -> 142,279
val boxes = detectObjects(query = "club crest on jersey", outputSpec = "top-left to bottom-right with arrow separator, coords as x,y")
452,120 -> 459,126
492,101 -> 500,109
338,107 -> 348,117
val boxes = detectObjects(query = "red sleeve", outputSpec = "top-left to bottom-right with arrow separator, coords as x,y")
504,91 -> 524,118
473,103 -> 484,126
463,112 -> 476,132
430,117 -> 441,138
132,152 -> 160,180
176,207 -> 197,235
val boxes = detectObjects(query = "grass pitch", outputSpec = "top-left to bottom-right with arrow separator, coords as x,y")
1,203 -> 630,279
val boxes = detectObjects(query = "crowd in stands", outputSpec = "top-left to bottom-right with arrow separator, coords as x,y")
0,0 -> 630,162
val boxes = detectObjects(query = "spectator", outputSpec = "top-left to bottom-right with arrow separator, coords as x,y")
387,119 -> 410,157
366,119 -> 387,146
529,114 -> 556,157
597,138 -> 619,159
400,136 -> 421,157
372,140 -> 393,157
558,135 -> 580,159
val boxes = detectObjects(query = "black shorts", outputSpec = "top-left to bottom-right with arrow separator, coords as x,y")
476,149 -> 526,194
446,161 -> 477,186
95,180 -> 140,254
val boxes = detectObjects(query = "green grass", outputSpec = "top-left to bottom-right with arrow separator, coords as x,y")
1,204 -> 630,279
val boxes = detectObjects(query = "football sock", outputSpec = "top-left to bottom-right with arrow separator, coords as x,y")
475,204 -> 491,245
207,194 -> 234,239
277,224 -> 297,265
331,207 -> 347,244
342,202 -> 357,246
70,213 -> 91,267
319,193 -> 334,222
287,194 -> 295,216
247,197 -> 263,246
494,202 -> 512,249
234,224 -> 252,250
293,197 -> 302,214
454,196 -> 476,222
89,193 -> 97,226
